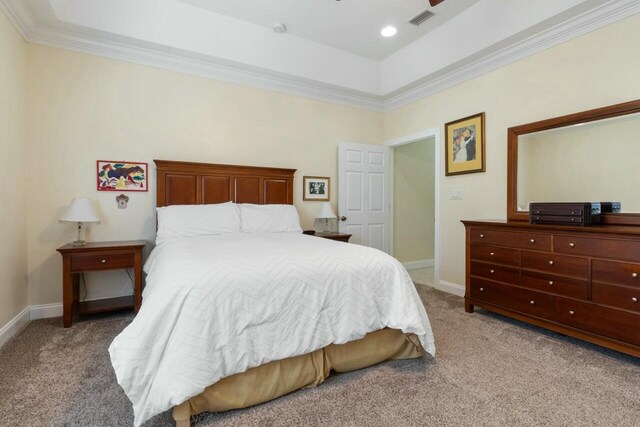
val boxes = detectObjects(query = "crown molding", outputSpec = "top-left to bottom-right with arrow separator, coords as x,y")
2,0 -> 639,113
382,0 -> 640,111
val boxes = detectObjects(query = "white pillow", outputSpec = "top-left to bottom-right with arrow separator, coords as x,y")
239,204 -> 302,233
156,202 -> 241,244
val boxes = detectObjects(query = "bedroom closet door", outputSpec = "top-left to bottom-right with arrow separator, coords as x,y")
338,142 -> 390,253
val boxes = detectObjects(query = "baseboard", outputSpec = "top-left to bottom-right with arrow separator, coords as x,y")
0,306 -> 30,348
435,280 -> 465,297
30,303 -> 63,320
403,259 -> 434,270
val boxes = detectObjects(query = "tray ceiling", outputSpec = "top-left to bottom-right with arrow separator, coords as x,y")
3,0 -> 639,111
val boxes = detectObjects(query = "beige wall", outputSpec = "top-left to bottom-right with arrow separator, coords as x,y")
4,10 -> 640,318
384,13 -> 640,288
0,12 -> 28,327
25,45 -> 383,306
518,114 -> 640,211
393,139 -> 435,263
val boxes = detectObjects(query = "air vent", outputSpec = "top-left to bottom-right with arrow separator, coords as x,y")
408,9 -> 435,26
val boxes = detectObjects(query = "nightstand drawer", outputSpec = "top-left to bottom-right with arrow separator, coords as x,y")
71,253 -> 134,271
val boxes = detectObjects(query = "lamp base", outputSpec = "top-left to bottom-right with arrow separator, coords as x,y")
71,240 -> 87,247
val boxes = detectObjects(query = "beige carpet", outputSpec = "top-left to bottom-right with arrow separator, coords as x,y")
1,285 -> 639,427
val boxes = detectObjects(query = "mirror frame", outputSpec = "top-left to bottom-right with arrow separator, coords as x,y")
507,99 -> 640,226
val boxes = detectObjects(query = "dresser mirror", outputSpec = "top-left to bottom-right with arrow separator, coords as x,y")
507,100 -> 640,225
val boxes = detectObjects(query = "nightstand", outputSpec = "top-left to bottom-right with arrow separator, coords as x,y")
303,230 -> 352,243
56,241 -> 146,328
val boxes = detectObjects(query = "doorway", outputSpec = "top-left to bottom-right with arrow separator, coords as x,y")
386,128 -> 440,289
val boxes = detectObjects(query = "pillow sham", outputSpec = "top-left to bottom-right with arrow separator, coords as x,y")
239,204 -> 302,233
156,202 -> 241,245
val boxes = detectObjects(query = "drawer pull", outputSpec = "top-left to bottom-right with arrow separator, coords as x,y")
490,269 -> 495,274
101,259 -> 107,264
633,272 -> 639,279
548,260 -> 554,265
548,281 -> 554,285
529,239 -> 536,244
529,300 -> 535,305
490,252 -> 495,256
569,310 -> 575,315
569,242 -> 575,248
479,234 -> 485,238
480,287 -> 484,292
632,297 -> 638,303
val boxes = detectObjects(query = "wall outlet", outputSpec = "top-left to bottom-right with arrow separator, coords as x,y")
450,189 -> 463,200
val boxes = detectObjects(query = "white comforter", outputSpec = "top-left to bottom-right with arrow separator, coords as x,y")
109,232 -> 435,426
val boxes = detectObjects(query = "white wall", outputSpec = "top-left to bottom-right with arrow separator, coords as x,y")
384,13 -> 640,289
25,44 -> 383,306
0,11 -> 28,327
393,139 -> 435,263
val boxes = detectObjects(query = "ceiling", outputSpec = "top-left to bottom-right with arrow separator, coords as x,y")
177,0 -> 481,60
2,0 -> 639,111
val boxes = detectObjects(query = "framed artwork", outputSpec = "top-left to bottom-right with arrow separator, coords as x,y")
303,176 -> 330,201
97,160 -> 148,192
445,112 -> 486,176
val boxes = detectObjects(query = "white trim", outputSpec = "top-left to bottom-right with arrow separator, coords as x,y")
30,303 -> 63,320
382,0 -> 640,111
386,127 -> 440,292
403,259 -> 434,271
1,0 -> 638,112
435,280 -> 465,298
0,307 -> 30,349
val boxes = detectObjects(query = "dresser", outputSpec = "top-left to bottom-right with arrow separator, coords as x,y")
462,220 -> 640,357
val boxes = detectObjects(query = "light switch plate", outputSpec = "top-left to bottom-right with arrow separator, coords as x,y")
450,190 -> 463,200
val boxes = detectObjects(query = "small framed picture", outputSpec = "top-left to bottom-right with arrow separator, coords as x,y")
303,176 -> 330,201
97,160 -> 148,192
445,112 -> 486,176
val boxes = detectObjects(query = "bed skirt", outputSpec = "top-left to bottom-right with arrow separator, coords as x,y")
172,328 -> 424,426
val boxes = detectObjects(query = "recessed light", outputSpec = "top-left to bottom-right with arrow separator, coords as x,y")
380,26 -> 397,37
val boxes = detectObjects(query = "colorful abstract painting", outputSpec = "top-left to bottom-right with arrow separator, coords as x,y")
97,161 -> 148,192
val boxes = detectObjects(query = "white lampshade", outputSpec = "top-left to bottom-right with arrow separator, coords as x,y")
59,198 -> 100,223
315,202 -> 336,219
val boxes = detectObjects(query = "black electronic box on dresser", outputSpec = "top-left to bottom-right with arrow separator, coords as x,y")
463,99 -> 640,358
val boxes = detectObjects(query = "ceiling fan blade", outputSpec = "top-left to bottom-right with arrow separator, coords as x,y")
429,0 -> 445,6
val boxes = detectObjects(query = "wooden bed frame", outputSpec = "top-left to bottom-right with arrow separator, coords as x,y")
155,159 -> 296,208
152,160 -> 423,427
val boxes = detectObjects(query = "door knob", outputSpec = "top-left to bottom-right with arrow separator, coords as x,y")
340,216 -> 347,221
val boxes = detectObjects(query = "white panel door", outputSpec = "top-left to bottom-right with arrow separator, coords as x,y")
338,142 -> 390,253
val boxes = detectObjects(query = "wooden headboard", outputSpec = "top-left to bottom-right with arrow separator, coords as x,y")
154,160 -> 296,207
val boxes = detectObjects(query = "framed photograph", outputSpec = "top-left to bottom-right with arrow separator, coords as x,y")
97,160 -> 148,192
445,112 -> 486,176
303,176 -> 330,201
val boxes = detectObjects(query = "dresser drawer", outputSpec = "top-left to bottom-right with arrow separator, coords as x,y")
554,235 -> 640,262
521,251 -> 588,279
470,228 -> 551,251
554,297 -> 640,347
592,260 -> 640,288
470,277 -> 553,319
520,270 -> 588,300
470,261 -> 518,284
470,244 -> 519,266
71,253 -> 135,272
592,283 -> 640,313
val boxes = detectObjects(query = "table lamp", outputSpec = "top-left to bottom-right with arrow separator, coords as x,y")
315,202 -> 336,233
59,197 -> 100,246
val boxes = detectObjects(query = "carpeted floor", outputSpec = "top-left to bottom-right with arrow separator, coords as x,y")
1,285 -> 639,427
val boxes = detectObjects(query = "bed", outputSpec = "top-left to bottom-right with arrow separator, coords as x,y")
109,160 -> 435,426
